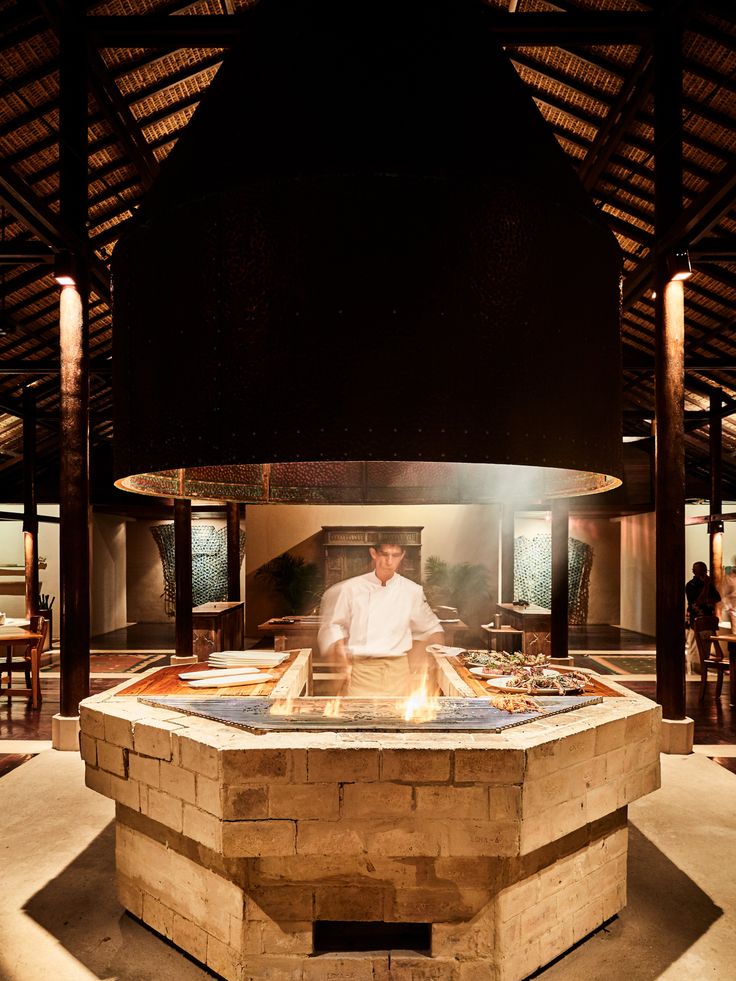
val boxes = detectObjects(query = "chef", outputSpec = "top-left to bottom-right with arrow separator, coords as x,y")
317,537 -> 444,696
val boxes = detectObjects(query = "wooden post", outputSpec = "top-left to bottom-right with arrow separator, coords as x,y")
550,500 -> 569,659
709,389 -> 723,597
174,498 -> 193,657
58,2 -> 90,722
226,501 -> 241,601
654,2 -> 686,721
501,505 -> 515,603
22,387 -> 40,620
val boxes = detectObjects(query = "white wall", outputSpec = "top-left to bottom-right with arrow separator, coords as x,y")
619,511 -> 656,636
244,504 -> 501,636
0,504 -> 60,641
91,514 -> 128,636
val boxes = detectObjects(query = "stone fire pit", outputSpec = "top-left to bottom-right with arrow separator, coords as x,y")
79,655 -> 660,980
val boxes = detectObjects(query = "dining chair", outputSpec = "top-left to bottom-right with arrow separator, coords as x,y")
693,614 -> 730,701
3,614 -> 48,709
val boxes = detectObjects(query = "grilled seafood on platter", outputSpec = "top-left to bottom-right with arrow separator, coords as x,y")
490,693 -> 542,713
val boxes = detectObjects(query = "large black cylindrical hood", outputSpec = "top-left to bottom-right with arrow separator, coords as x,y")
112,0 -> 623,503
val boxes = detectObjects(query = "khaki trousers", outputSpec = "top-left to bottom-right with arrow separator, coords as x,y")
348,655 -> 411,697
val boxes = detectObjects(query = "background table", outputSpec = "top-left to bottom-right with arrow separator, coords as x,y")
1,625 -> 43,707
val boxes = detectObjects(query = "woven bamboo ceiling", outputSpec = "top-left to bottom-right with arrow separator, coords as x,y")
1,0 -> 735,506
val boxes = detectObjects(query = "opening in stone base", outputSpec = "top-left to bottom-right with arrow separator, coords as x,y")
313,921 -> 432,954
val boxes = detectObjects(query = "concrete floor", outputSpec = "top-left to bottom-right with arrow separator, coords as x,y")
1,752 -> 734,981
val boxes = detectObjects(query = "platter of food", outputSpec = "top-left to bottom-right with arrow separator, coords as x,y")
484,670 -> 594,696
469,666 -> 560,680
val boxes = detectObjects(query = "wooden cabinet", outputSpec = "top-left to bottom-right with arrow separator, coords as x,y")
322,526 -> 423,588
192,601 -> 244,660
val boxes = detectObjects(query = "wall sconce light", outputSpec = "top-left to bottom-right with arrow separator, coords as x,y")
53,250 -> 77,286
708,519 -> 724,534
667,249 -> 692,282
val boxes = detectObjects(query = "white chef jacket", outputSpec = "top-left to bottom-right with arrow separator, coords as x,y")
318,571 -> 443,658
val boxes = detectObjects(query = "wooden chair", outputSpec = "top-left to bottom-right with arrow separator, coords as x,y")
3,614 -> 48,710
693,614 -> 730,701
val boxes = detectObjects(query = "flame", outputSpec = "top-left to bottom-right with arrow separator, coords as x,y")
269,696 -> 295,716
322,697 -> 343,718
401,671 -> 440,723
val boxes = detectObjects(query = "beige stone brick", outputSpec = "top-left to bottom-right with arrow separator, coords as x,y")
183,802 -> 222,850
585,781 -> 620,822
159,760 -> 197,803
116,872 -> 143,918
367,822 -> 445,857
109,773 -> 141,811
381,749 -> 451,783
172,912 -> 208,964
538,916 -> 574,970
240,954 -> 305,981
222,820 -> 296,858
605,745 -> 626,779
536,854 -> 578,897
315,885 -> 385,920
79,733 -> 97,766
303,952 -> 388,981
224,785 -> 270,820
133,719 -> 182,760
297,821 -> 366,856
259,920 -> 313,955
625,709 -> 655,742
207,934 -> 243,980
84,765 -> 111,798
519,893 -> 558,942
388,886 -> 487,923
223,747 -> 307,784
196,773 -> 222,816
104,712 -> 135,750
248,886 -> 315,922
142,892 -> 174,940
454,748 -> 525,784
342,782 -> 414,818
415,785 -> 487,819
269,782 -> 340,820
594,718 -> 626,756
497,939 -> 540,981
447,821 -> 519,857
520,796 -> 586,853
433,912 -> 494,958
143,787 -> 184,832
128,752 -> 160,788
177,730 -> 221,779
457,959 -> 498,981
497,875 -> 540,923
390,954 -> 460,980
236,919 -> 264,955
489,785 -> 521,821
97,740 -> 127,778
79,705 -> 106,739
521,768 -> 575,813
307,748 -> 380,783
572,897 -> 605,944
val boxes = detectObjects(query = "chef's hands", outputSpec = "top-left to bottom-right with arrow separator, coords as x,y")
332,639 -> 352,694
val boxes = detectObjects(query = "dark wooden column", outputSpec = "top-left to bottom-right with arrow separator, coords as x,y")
22,387 -> 40,620
709,390 -> 723,596
501,505 -> 515,603
174,498 -> 193,657
550,500 -> 569,658
226,501 -> 242,601
58,3 -> 90,717
654,2 -> 686,720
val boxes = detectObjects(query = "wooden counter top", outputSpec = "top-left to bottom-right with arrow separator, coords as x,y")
114,649 -> 310,699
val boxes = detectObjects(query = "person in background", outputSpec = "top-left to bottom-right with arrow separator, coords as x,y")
685,561 -> 721,674
317,537 -> 444,696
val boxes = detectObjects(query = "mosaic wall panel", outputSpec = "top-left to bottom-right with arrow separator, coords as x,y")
151,524 -> 246,616
514,534 -> 593,625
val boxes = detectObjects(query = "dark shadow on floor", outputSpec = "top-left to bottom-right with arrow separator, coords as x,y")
24,822 -> 211,980
533,824 -> 722,980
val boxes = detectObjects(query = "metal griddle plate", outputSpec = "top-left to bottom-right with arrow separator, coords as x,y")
137,695 -> 603,734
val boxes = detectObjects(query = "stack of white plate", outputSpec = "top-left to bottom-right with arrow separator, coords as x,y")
207,650 -> 288,669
